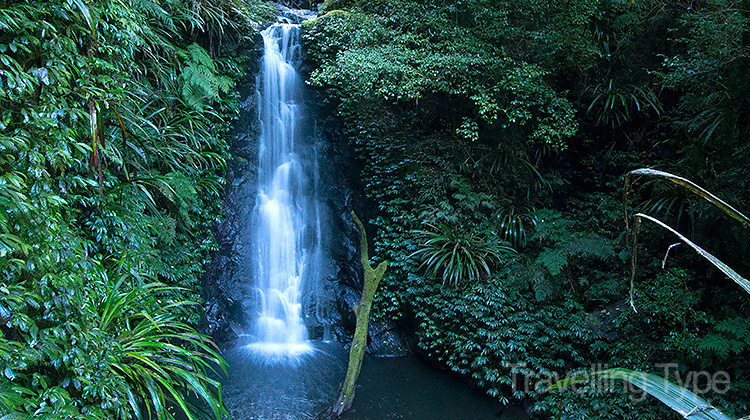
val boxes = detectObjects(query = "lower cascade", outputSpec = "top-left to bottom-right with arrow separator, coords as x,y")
248,17 -> 320,357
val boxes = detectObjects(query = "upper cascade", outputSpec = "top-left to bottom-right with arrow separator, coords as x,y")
277,5 -> 317,23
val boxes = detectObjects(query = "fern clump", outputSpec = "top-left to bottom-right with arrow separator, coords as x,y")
179,43 -> 233,110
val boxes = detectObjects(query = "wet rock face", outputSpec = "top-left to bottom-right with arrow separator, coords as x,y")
200,44 -> 262,343
304,95 -> 364,343
585,299 -> 632,341
367,320 -> 410,357
313,104 -> 409,356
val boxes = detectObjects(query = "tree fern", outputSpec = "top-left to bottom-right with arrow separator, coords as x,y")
533,209 -> 615,276
698,317 -> 750,359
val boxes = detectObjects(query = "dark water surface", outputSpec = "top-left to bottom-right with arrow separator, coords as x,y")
220,340 -> 528,420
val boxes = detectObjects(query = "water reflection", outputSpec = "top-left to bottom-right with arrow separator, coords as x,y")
220,340 -> 528,420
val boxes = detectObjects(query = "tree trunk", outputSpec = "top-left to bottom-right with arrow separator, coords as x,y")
331,211 -> 387,417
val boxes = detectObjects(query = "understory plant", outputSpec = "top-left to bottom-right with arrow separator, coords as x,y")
411,223 -> 514,288
100,281 -> 227,420
303,0 -> 750,417
0,0 -> 273,417
550,169 -> 750,418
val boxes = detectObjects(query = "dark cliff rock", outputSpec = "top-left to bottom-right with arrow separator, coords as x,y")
310,93 -> 410,356
200,40 -> 263,343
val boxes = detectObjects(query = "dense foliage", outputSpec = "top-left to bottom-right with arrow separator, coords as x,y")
0,0 -> 273,418
3,0 -> 750,418
303,0 -> 750,418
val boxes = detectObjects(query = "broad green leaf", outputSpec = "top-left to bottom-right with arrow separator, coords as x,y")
550,368 -> 734,420
67,0 -> 94,34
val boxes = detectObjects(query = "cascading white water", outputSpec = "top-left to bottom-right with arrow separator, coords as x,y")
249,20 -> 316,356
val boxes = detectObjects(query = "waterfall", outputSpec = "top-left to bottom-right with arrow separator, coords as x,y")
249,19 -> 318,357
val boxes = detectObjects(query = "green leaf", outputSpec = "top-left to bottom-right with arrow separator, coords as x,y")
549,368 -> 734,420
66,0 -> 93,33
635,213 -> 750,295
627,169 -> 750,227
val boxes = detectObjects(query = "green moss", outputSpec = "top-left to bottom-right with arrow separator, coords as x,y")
333,211 -> 388,416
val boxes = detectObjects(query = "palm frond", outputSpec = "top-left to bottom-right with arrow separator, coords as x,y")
626,168 -> 750,227
549,368 -> 735,420
635,213 -> 750,295
100,281 -> 228,420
